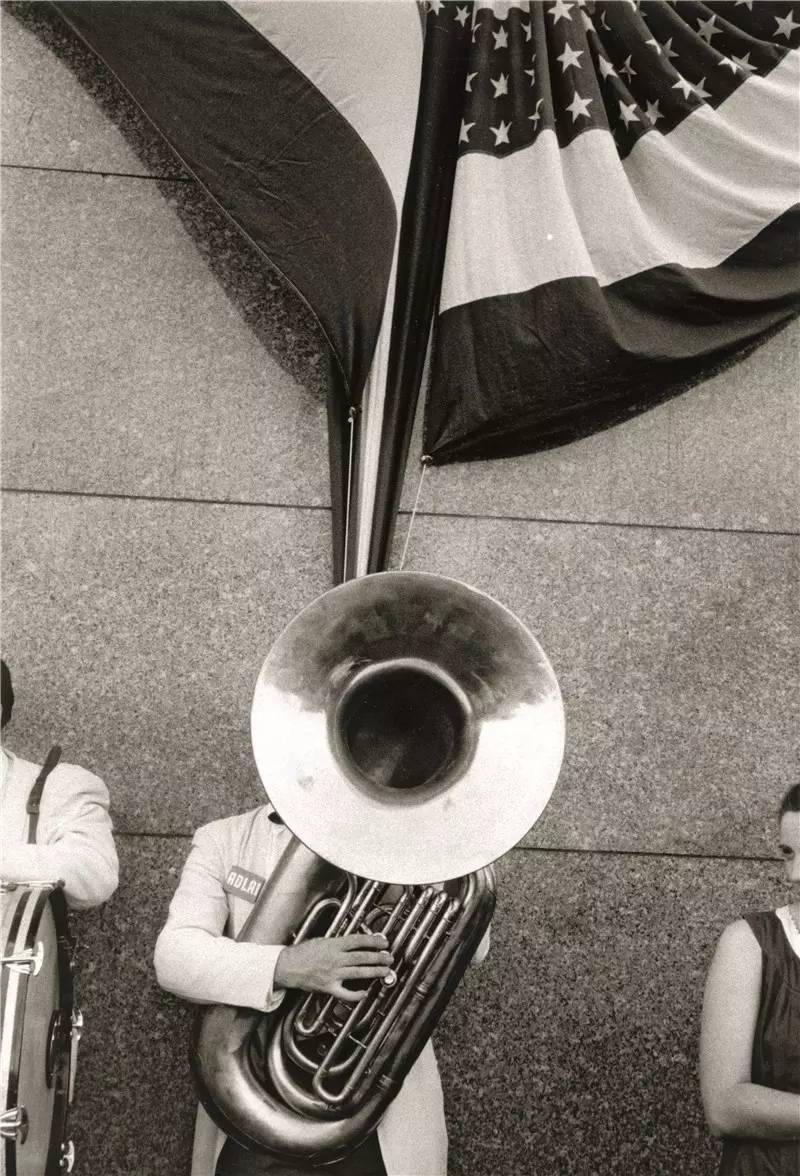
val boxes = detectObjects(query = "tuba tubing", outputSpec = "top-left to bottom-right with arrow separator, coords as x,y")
190,837 -> 495,1166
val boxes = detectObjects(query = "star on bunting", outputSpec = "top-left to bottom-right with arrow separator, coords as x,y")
645,98 -> 663,124
731,52 -> 757,73
566,92 -> 593,121
557,44 -> 584,71
549,0 -> 574,26
672,75 -> 695,100
697,14 -> 720,42
619,100 -> 640,126
775,10 -> 800,38
490,120 -> 512,145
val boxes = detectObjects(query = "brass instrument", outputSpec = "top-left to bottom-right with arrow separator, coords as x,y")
191,571 -> 564,1165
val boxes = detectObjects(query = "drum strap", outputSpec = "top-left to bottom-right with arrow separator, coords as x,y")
26,744 -> 63,844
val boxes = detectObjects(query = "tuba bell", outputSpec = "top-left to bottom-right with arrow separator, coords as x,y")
191,571 -> 565,1166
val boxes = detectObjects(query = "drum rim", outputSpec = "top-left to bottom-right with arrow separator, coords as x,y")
1,884 -> 74,1176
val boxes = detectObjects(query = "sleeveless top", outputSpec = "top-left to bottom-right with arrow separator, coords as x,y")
719,908 -> 800,1176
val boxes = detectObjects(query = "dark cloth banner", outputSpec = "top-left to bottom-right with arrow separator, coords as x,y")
51,0 -> 423,581
421,0 -> 800,465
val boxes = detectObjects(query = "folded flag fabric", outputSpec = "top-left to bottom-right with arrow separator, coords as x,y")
422,0 -> 800,464
51,0 -> 423,579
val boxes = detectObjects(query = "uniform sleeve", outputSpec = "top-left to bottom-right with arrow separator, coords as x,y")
1,764 -> 118,910
153,822 -> 285,1012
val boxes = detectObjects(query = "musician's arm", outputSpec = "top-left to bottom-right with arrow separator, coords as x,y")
153,823 -> 285,1012
1,765 -> 118,910
700,919 -> 800,1139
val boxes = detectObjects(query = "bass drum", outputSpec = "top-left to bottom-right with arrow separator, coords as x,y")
0,883 -> 79,1175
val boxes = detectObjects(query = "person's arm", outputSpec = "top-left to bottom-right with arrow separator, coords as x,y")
154,823 -> 287,1010
154,824 -> 393,1011
699,918 -> 800,1139
1,764 -> 118,910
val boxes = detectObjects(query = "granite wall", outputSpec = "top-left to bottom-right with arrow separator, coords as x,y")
1,5 -> 798,1175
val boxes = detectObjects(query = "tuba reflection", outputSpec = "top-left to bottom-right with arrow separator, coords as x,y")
191,572 -> 565,1166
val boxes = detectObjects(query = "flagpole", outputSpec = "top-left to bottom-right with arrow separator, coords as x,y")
350,248 -> 404,579
362,4 -> 471,575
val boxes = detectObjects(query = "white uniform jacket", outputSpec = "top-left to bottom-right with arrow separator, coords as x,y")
0,750 -> 118,910
154,807 -> 487,1176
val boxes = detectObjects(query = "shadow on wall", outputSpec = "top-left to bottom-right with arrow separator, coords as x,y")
5,1 -> 329,405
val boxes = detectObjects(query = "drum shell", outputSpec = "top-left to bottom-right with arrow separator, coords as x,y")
1,884 -> 74,1176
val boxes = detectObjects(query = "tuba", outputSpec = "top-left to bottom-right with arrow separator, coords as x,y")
191,571 -> 564,1166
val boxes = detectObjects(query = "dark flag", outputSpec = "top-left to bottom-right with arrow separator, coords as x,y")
423,0 -> 800,465
51,0 -> 424,581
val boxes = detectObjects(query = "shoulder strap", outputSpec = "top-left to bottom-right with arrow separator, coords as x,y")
26,745 -> 62,844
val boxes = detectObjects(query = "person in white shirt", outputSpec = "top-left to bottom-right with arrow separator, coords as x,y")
0,659 -> 118,910
155,804 -> 489,1176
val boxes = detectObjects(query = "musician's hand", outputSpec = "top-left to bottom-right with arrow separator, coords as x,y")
274,934 -> 393,1001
